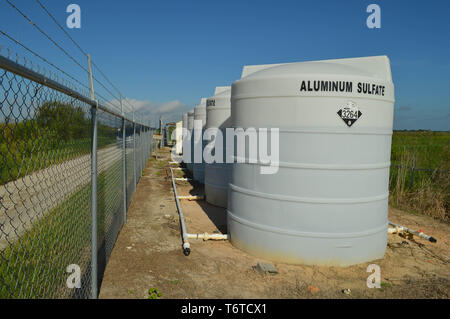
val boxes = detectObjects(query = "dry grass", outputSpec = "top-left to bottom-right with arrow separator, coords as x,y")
389,149 -> 449,221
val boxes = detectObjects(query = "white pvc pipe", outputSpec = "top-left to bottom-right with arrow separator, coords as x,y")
187,233 -> 228,241
175,177 -> 192,181
387,221 -> 436,243
170,167 -> 191,255
170,167 -> 227,256
387,227 -> 398,234
178,195 -> 204,200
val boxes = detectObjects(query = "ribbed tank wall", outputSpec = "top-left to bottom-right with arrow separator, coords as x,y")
182,113 -> 188,155
193,104 -> 207,183
228,56 -> 395,266
204,87 -> 232,208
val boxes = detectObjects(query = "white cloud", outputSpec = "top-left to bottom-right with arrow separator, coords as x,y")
109,97 -> 189,126
123,98 -> 151,111
156,100 -> 185,113
108,98 -> 151,113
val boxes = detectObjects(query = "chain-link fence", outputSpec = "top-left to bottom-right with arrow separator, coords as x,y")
0,55 -> 156,298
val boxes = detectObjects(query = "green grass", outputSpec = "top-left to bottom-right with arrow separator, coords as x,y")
0,159 -> 124,298
389,131 -> 449,221
0,136 -> 116,185
391,131 -> 449,170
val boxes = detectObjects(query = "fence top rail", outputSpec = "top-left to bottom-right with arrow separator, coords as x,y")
0,55 -> 149,127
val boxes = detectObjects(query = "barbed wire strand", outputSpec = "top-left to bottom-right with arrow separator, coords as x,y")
91,61 -> 123,97
0,29 -> 127,115
34,0 -> 127,104
0,31 -> 125,117
0,29 -> 90,91
6,0 -> 138,114
5,0 -> 89,74
34,0 -> 87,56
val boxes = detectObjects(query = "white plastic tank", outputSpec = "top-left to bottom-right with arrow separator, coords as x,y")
193,98 -> 207,183
186,110 -> 195,172
182,113 -> 188,155
175,121 -> 183,155
228,56 -> 395,266
204,87 -> 232,208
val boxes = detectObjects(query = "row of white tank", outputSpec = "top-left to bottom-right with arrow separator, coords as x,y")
177,56 -> 395,266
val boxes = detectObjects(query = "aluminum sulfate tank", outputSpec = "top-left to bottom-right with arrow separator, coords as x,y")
228,56 -> 395,266
205,86 -> 232,208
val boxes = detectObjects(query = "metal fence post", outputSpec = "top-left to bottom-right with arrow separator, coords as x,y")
146,127 -> 149,160
141,125 -> 144,176
142,126 -> 144,173
88,54 -> 98,299
133,113 -> 137,190
121,94 -> 127,224
90,101 -> 98,300
146,127 -> 148,162
143,127 -> 146,163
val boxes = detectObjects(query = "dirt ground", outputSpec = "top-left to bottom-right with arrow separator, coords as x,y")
99,148 -> 449,299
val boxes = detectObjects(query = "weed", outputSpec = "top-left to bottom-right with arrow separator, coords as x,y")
156,160 -> 166,169
147,287 -> 162,299
380,282 -> 391,288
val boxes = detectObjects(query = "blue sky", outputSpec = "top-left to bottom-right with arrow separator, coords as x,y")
1,0 -> 449,129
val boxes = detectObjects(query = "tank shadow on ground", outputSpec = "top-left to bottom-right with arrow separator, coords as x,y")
194,194 -> 228,234
186,179 -> 228,234
177,167 -> 227,234
175,158 -> 228,234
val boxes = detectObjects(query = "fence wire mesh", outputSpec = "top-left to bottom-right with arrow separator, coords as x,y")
0,56 -> 155,298
125,120 -> 134,209
96,109 -> 124,282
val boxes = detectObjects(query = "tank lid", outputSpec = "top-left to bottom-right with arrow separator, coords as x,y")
214,86 -> 231,97
242,56 -> 392,83
214,86 -> 231,95
241,63 -> 286,78
195,97 -> 207,109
